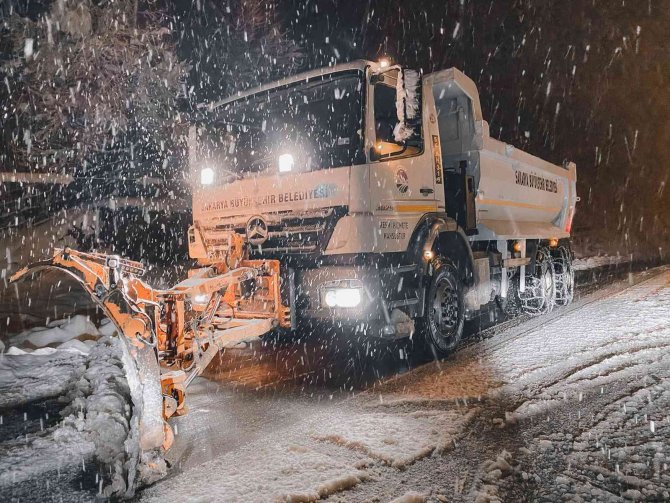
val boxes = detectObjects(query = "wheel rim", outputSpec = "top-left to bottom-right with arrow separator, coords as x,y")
429,275 -> 459,349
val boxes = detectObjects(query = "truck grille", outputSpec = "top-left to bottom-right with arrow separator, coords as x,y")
203,207 -> 346,257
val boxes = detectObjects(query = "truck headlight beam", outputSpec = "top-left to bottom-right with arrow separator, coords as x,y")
200,167 -> 214,185
323,287 -> 362,308
278,153 -> 294,173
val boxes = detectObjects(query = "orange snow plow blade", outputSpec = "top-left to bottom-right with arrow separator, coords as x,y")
10,247 -> 288,451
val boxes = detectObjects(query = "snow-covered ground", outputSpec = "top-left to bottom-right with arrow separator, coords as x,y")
0,316 -> 163,500
1,266 -> 669,501
361,266 -> 670,501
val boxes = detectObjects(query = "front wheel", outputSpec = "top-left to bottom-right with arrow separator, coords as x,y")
418,259 -> 464,359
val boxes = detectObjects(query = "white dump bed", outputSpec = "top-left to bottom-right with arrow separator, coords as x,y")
476,123 -> 577,240
427,67 -> 577,241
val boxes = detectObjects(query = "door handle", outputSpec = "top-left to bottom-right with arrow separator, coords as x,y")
420,187 -> 434,196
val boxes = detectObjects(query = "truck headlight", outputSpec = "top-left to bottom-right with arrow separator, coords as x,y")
324,288 -> 362,308
200,167 -> 214,185
278,153 -> 294,173
322,281 -> 364,308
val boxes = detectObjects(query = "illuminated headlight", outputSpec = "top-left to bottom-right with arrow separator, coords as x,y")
323,287 -> 363,308
200,167 -> 214,185
278,153 -> 294,173
192,293 -> 211,306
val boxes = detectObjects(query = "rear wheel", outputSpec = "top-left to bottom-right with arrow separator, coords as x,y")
552,246 -> 574,306
418,259 -> 464,359
519,247 -> 556,316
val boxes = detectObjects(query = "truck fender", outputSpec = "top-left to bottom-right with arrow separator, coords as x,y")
429,228 -> 475,287
409,214 -> 475,287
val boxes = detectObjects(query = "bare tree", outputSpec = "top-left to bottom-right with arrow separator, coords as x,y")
174,0 -> 303,102
0,0 -> 186,178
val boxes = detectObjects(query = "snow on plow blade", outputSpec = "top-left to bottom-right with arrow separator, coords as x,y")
10,248 -> 286,455
10,251 -> 167,459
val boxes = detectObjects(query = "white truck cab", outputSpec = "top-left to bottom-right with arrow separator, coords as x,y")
188,60 -> 578,355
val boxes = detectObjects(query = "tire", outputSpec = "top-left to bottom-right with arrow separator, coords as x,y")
518,247 -> 556,316
499,269 -> 522,318
552,246 -> 574,306
417,258 -> 465,359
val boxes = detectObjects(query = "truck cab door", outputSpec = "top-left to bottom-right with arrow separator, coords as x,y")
425,69 -> 481,234
366,67 -> 438,252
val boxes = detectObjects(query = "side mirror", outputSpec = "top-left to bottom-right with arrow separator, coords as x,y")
394,69 -> 422,143
369,144 -> 409,162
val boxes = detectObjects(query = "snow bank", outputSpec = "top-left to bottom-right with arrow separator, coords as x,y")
0,322 -> 166,498
11,314 -> 100,351
61,336 -> 140,496
0,315 -> 111,407
0,415 -> 95,489
0,336 -> 134,494
0,350 -> 84,407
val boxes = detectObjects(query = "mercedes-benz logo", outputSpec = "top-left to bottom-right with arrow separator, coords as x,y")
245,215 -> 269,246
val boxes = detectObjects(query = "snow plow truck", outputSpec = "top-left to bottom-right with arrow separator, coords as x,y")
11,60 -> 578,456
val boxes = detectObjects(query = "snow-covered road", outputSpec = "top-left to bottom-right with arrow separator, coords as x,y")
137,266 -> 670,502
1,265 -> 669,502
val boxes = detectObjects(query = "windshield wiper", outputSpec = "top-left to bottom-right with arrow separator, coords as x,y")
219,167 -> 244,181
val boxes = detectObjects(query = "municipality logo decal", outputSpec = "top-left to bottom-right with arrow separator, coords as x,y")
395,169 -> 409,194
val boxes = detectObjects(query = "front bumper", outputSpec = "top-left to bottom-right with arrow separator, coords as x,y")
292,263 -> 420,337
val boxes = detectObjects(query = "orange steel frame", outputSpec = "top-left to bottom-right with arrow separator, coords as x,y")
11,246 -> 288,450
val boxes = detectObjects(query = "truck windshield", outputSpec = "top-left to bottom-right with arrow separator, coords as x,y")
198,71 -> 364,183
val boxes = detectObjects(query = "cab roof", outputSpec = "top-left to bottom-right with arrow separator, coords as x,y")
203,60 -> 379,111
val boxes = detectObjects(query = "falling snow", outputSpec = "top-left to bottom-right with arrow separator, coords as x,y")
1,1 -> 669,501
